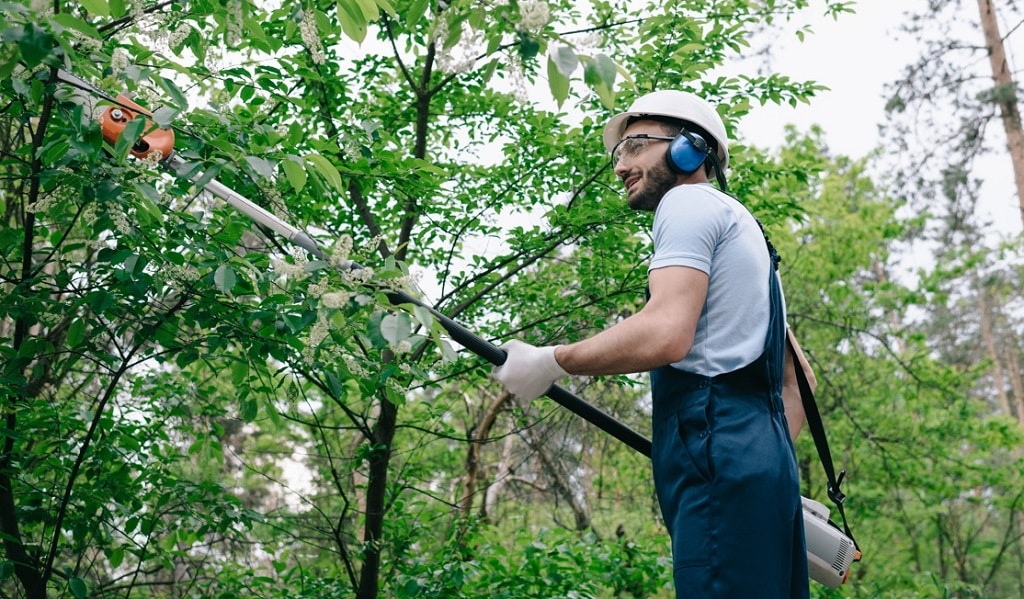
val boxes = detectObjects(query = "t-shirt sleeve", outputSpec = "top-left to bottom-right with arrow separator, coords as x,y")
649,187 -> 731,275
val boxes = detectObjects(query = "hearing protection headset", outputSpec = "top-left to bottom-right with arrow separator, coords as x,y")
667,127 -> 729,191
667,128 -> 711,175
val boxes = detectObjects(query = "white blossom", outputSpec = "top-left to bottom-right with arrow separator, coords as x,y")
226,0 -> 243,46
167,26 -> 189,49
435,23 -> 484,75
518,0 -> 549,33
299,11 -> 326,65
321,290 -> 350,309
507,57 -> 530,104
348,266 -> 374,285
307,280 -> 328,298
113,210 -> 131,235
330,235 -> 353,267
271,258 -> 307,279
111,48 -> 130,72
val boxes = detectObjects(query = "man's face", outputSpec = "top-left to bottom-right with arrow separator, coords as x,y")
611,121 -> 681,211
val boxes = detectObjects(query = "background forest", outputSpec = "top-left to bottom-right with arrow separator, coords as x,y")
2,0 -> 1024,597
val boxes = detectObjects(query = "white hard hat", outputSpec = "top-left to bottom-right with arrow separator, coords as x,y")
603,90 -> 730,170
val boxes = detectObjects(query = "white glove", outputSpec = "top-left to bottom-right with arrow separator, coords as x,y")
493,340 -> 569,401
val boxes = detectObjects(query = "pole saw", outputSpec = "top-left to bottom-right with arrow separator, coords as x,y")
51,68 -> 859,588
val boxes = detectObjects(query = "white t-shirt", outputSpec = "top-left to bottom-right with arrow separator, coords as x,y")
649,183 -> 776,376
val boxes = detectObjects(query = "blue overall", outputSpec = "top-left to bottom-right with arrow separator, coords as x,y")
650,266 -> 809,598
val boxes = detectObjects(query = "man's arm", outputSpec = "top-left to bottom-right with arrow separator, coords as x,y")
782,328 -> 815,441
555,265 -> 708,376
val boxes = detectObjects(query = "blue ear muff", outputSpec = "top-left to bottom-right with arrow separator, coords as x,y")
668,130 -> 710,174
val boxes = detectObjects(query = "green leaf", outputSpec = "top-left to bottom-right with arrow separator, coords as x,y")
380,312 -> 411,344
550,45 -> 578,78
583,53 -> 617,109
67,318 -> 86,347
214,264 -> 236,293
244,155 -> 275,179
17,23 -> 54,68
240,398 -> 258,422
151,106 -> 179,128
411,305 -> 435,330
49,14 -> 102,39
132,182 -> 162,205
157,76 -> 189,109
231,360 -> 248,385
113,117 -> 146,160
518,31 -> 540,60
282,156 -> 307,192
353,0 -> 379,22
78,0 -> 109,16
337,0 -> 368,43
108,546 -> 124,568
405,0 -> 429,26
385,385 -> 406,406
69,577 -> 88,599
547,55 -> 569,108
304,153 -> 344,193
374,0 -> 397,17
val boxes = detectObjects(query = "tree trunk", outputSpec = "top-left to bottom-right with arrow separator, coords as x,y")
355,391 -> 398,599
1004,343 -> 1024,426
976,282 -> 1012,416
976,0 -> 1024,228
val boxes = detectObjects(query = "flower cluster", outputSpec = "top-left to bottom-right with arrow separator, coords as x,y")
307,279 -> 328,298
518,0 -> 550,33
167,26 -> 189,50
299,11 -> 326,65
302,314 -> 330,365
226,0 -> 243,46
433,20 -> 484,75
111,48 -> 130,73
321,290 -> 350,309
330,235 -> 353,268
507,58 -> 530,104
112,208 -> 132,235
165,264 -> 201,291
271,246 -> 310,280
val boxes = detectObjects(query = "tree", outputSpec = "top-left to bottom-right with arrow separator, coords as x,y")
1,0 -> 856,596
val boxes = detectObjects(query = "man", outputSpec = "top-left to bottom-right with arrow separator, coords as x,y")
494,90 -> 811,597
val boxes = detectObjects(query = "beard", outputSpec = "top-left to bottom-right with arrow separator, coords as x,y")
626,159 -> 679,211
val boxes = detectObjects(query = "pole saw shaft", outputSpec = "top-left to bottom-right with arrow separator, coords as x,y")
172,154 -> 653,457
70,71 -> 653,457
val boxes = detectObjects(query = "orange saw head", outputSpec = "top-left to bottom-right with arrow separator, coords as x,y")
99,94 -> 175,160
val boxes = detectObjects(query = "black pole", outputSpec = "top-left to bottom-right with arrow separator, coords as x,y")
382,287 -> 653,458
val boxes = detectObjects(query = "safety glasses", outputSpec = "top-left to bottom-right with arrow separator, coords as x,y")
611,133 -> 676,166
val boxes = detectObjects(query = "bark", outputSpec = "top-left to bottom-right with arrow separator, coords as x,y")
481,431 -> 518,523
976,0 -> 1024,228
976,282 -> 1012,417
457,390 -> 512,517
355,390 -> 398,599
1005,343 -> 1024,426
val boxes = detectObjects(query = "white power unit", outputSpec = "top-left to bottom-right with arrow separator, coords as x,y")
802,497 -> 860,588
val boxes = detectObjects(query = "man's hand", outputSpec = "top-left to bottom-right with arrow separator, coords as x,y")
493,340 -> 569,401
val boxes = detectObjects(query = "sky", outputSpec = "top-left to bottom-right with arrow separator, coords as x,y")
736,3 -> 907,158
736,2 -> 1024,237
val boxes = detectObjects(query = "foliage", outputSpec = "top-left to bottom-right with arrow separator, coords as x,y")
9,0 -> 1022,598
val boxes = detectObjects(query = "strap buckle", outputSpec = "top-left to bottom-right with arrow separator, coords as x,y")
827,470 -> 847,505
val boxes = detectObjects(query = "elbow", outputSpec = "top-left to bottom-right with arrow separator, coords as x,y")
657,338 -> 692,365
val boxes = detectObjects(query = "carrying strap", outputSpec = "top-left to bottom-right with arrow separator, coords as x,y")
789,339 -> 859,549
